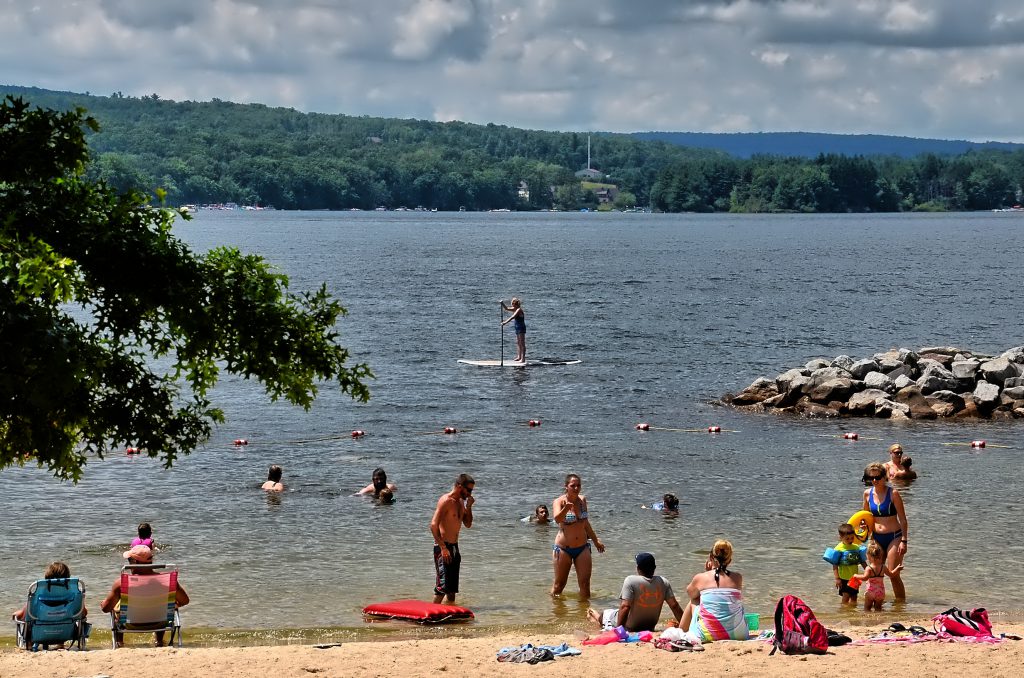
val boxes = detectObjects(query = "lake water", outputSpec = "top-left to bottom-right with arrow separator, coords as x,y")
2,210 -> 1022,642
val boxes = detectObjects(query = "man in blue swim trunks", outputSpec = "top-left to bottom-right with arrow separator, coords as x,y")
430,473 -> 475,603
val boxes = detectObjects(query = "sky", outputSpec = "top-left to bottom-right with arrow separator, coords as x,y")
4,0 -> 1024,141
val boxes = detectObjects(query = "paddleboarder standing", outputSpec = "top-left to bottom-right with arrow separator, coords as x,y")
500,298 -> 526,362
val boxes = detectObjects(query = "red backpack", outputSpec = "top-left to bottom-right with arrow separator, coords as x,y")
769,595 -> 829,655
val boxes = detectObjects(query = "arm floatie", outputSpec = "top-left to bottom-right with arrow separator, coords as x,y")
822,547 -> 842,565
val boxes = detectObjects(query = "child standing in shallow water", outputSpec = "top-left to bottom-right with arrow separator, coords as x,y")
132,522 -> 154,548
856,541 -> 903,611
831,523 -> 863,605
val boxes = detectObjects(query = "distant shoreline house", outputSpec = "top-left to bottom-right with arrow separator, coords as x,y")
574,168 -> 604,180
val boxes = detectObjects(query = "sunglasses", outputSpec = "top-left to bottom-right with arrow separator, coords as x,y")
863,475 -> 884,482
461,484 -> 474,494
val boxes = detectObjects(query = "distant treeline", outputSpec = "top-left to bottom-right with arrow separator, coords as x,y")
651,152 -> 1024,212
4,85 -> 1024,212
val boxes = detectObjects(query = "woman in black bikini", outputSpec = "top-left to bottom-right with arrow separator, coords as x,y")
551,473 -> 605,598
862,461 -> 908,599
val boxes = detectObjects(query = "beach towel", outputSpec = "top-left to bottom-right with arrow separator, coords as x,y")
689,587 -> 749,642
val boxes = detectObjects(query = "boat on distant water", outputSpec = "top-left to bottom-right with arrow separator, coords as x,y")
992,205 -> 1024,212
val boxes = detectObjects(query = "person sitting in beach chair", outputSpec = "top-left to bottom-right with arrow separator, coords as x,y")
12,561 -> 90,651
100,545 -> 189,648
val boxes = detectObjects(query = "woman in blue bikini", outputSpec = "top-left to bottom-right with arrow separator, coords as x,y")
551,473 -> 606,598
862,462 -> 909,599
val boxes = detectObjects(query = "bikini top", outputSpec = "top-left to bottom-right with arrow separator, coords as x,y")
868,487 -> 897,517
563,507 -> 589,524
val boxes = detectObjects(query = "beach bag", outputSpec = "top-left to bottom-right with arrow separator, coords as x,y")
932,607 -> 993,637
769,595 -> 829,655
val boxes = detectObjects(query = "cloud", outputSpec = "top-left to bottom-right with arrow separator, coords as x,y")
4,1 -> 1024,140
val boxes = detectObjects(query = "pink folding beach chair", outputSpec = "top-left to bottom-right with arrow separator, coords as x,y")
109,564 -> 182,648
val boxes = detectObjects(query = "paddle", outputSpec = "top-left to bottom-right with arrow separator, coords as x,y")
499,300 -> 504,367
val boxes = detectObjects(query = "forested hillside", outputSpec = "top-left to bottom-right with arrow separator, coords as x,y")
0,86 -> 710,211
632,131 -> 1024,159
5,85 -> 1024,212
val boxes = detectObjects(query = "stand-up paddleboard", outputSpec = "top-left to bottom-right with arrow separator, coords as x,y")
458,358 -> 582,367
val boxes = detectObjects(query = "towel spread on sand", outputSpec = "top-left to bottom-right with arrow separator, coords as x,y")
688,587 -> 748,642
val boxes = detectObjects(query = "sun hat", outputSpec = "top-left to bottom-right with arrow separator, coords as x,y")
122,544 -> 153,562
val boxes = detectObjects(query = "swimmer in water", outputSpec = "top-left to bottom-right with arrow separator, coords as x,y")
551,473 -> 605,599
530,504 -> 551,524
261,465 -> 284,492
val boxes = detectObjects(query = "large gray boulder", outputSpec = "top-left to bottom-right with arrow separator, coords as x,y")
893,385 -> 937,419
863,371 -> 895,393
731,377 -> 779,405
849,358 -> 880,380
951,359 -> 980,380
1005,376 -> 1024,389
928,390 -> 966,410
809,378 -> 856,403
805,358 -> 830,371
848,389 -> 889,414
919,346 -> 961,356
898,348 -> 919,365
830,355 -> 855,372
886,364 -> 915,380
875,399 -> 911,419
893,374 -> 914,390
973,380 -> 1002,408
874,351 -> 904,372
1001,346 -> 1024,364
916,362 -> 959,394
980,357 -> 1020,385
1002,385 -> 1024,400
775,368 -> 808,394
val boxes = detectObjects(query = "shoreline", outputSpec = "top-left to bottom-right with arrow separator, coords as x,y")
2,621 -> 1022,678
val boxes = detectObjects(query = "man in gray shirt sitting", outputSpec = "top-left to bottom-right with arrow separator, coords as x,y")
587,552 -> 684,631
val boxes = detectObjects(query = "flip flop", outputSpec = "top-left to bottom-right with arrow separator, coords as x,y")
887,623 -> 907,633
908,626 -> 930,636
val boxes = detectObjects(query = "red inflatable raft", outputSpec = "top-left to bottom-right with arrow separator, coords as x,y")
362,599 -> 474,624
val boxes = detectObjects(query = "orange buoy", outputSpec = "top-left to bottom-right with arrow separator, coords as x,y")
528,419 -> 541,427
843,432 -> 859,440
125,447 -> 141,455
351,430 -> 366,438
708,426 -> 722,433
971,440 -> 986,449
233,439 -> 248,446
635,423 -> 650,431
444,426 -> 458,434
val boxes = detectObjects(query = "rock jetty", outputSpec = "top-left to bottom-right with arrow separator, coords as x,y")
723,346 -> 1024,420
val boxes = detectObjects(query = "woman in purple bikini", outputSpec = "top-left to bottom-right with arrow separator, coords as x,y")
551,473 -> 605,599
862,461 -> 909,599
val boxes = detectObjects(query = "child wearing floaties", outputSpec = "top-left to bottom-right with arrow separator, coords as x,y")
826,523 -> 865,605
854,540 -> 904,611
131,522 -> 154,548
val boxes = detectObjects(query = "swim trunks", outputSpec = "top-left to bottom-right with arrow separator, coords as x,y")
433,542 -> 461,596
837,579 -> 859,599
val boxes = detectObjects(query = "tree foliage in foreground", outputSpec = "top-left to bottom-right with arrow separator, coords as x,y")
0,96 -> 372,481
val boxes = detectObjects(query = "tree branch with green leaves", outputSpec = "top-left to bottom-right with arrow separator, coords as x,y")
0,96 -> 371,481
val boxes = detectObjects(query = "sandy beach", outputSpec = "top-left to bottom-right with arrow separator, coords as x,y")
2,623 -> 1022,678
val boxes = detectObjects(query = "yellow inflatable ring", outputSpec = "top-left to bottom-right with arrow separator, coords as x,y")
847,510 -> 875,545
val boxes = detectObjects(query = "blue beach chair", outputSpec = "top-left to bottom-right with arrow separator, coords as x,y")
110,564 -> 183,648
13,577 -> 89,651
